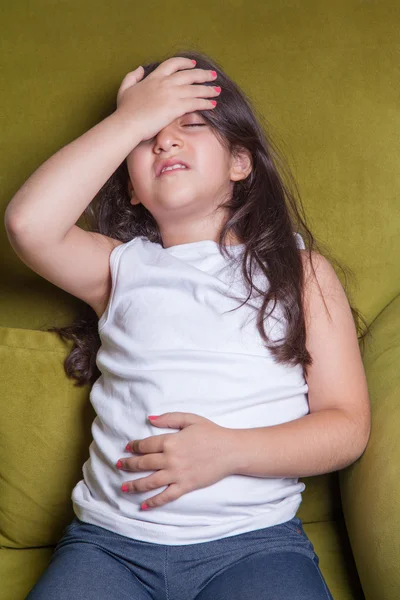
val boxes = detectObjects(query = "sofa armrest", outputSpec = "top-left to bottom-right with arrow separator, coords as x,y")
339,292 -> 400,600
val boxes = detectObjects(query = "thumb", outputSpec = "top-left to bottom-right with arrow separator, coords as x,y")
116,66 -> 144,106
125,65 -> 144,84
134,65 -> 144,80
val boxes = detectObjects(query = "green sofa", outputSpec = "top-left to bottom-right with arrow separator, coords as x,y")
1,296 -> 400,599
2,1 -> 400,599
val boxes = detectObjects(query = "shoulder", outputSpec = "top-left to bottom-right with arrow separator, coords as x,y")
298,249 -> 330,294
299,248 -> 334,279
298,249 -> 344,325
297,253 -> 371,444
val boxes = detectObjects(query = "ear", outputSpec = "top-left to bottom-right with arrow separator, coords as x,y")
229,147 -> 253,183
128,180 -> 141,206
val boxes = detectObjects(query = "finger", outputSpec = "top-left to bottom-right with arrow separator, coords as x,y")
121,470 -> 172,494
172,68 -> 218,89
118,452 -> 166,472
182,83 -> 221,100
122,65 -> 144,80
130,433 -> 172,456
118,71 -> 142,93
182,96 -> 219,113
156,56 -> 196,77
117,67 -> 144,95
139,482 -> 181,510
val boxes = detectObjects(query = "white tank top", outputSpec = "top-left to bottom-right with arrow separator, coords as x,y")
71,232 -> 309,545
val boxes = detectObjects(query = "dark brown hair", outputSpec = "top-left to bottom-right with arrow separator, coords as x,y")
46,48 -> 371,387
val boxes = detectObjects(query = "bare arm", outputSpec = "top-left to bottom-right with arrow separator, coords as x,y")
4,111 -> 143,314
4,111 -> 142,242
225,408 -> 369,478
225,252 -> 371,478
4,57 -> 216,312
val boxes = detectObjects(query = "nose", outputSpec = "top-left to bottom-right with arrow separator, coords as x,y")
153,124 -> 183,152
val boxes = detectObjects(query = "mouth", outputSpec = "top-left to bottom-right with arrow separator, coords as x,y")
156,159 -> 191,177
157,166 -> 191,178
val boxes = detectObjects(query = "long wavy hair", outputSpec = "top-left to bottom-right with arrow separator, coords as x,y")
46,48 -> 371,387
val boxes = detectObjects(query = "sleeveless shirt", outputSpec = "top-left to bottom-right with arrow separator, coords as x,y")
71,232 -> 309,545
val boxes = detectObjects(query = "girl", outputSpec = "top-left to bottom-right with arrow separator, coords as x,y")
6,50 -> 370,599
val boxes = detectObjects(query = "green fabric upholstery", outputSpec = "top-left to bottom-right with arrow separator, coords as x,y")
340,293 -> 400,598
2,1 -> 399,598
0,327 -> 363,599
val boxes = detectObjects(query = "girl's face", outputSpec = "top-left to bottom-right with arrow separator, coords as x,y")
126,111 -> 251,243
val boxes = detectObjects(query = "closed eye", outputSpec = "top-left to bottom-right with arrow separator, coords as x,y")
141,124 -> 206,143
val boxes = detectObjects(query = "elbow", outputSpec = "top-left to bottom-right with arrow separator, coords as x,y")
344,406 -> 371,461
363,424 -> 371,453
355,422 -> 371,461
4,209 -> 29,237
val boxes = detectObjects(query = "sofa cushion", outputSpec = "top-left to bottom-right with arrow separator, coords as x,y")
0,326 -> 340,548
0,326 -> 94,547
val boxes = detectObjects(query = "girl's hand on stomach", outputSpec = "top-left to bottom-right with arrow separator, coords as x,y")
115,412 -> 235,510
115,56 -> 220,143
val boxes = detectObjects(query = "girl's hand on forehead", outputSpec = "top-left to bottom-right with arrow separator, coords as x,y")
115,57 -> 221,143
